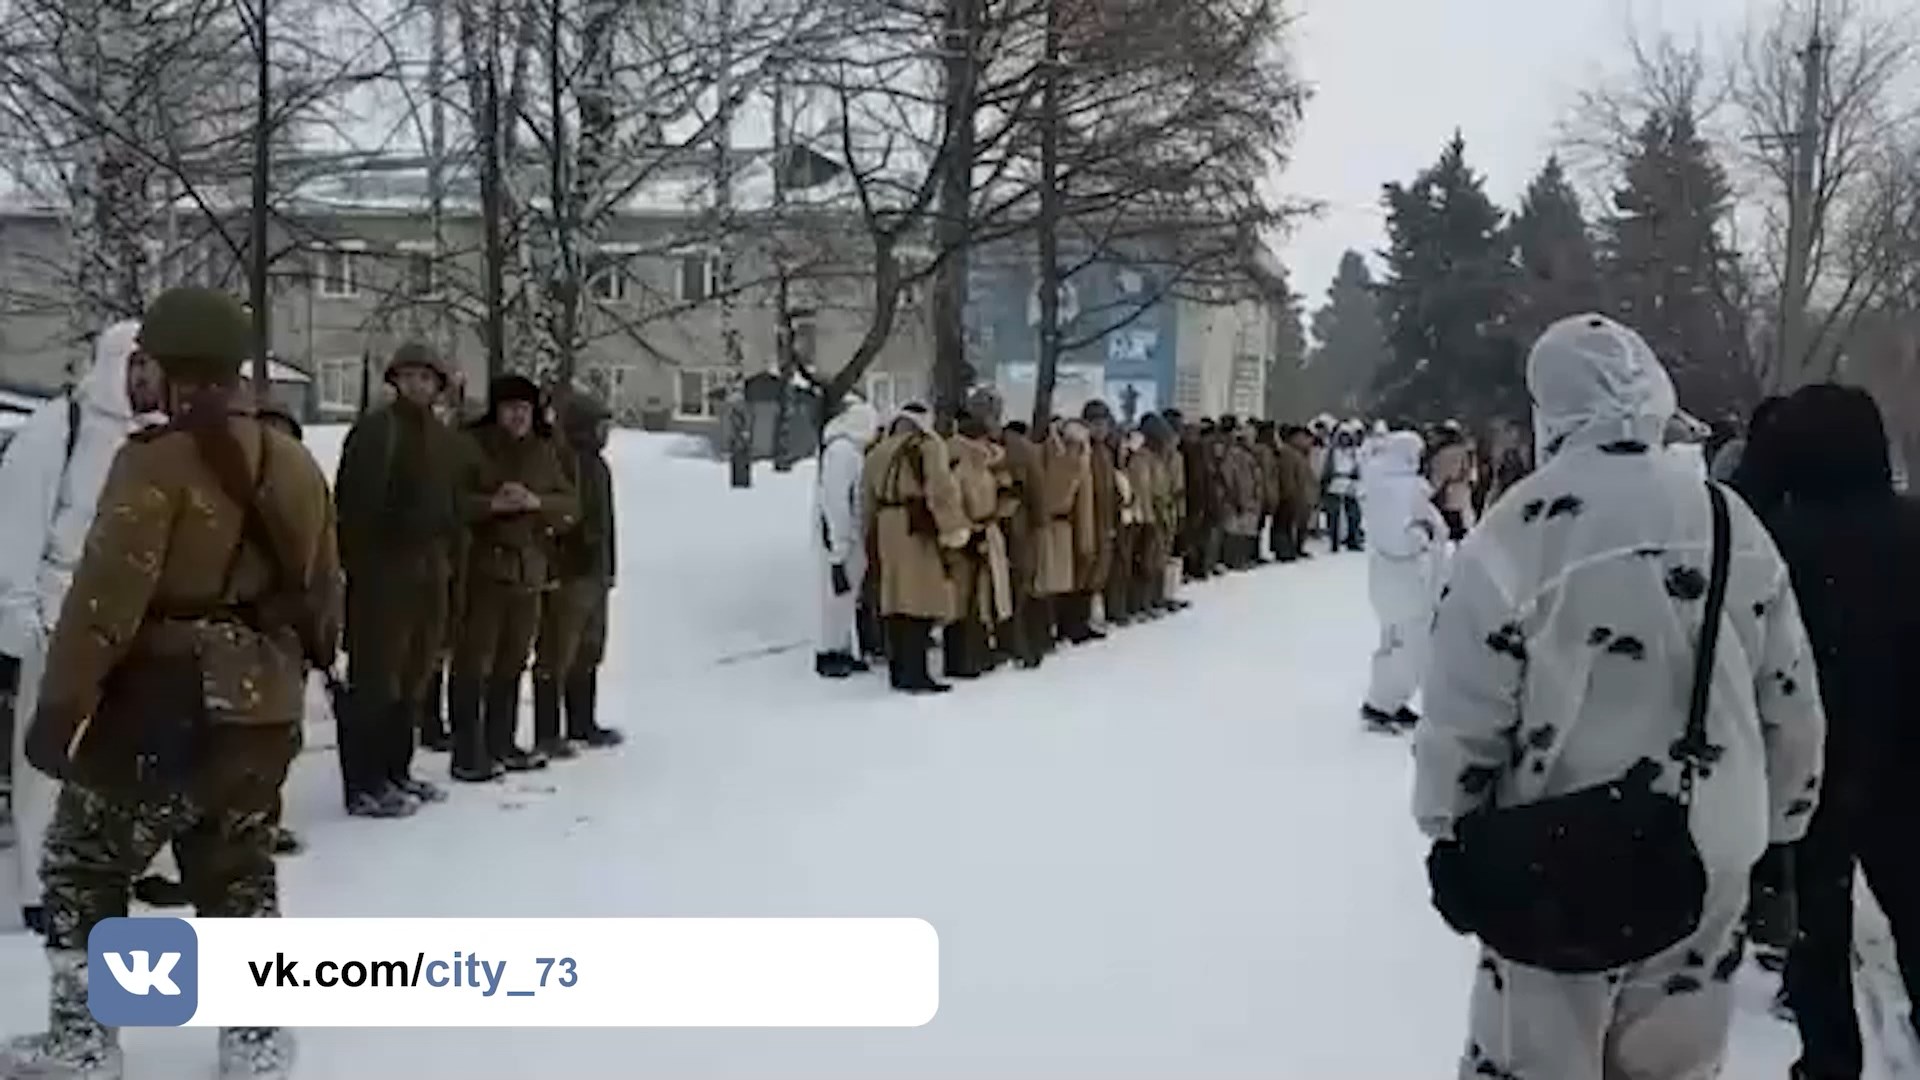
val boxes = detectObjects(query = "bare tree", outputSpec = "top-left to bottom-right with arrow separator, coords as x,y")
1733,0 -> 1920,387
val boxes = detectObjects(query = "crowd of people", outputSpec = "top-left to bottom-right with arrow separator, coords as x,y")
0,287 -> 626,1079
812,386 -> 1396,694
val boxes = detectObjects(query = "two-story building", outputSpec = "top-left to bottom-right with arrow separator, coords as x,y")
0,149 -> 1289,430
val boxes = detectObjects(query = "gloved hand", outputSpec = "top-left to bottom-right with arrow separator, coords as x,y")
830,563 -> 852,597
1426,838 -> 1478,937
24,700 -> 82,781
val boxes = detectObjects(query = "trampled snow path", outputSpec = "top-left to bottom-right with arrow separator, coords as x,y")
0,433 -> 1883,1076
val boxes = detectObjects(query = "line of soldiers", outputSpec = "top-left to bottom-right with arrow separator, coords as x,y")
333,347 -> 625,818
817,385 -> 1323,694
1,288 -> 632,1078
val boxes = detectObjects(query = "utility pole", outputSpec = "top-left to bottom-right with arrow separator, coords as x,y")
1778,2 -> 1827,387
931,0 -> 979,418
1029,0 -> 1063,430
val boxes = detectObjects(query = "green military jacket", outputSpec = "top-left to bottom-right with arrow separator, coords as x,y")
335,398 -> 465,585
461,424 -> 579,591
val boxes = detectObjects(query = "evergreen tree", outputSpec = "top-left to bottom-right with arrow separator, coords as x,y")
1512,156 -> 1604,343
1305,251 -> 1390,417
1600,107 -> 1757,421
1376,133 -> 1524,424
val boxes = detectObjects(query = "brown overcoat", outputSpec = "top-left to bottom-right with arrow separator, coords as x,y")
1035,428 -> 1095,597
1076,439 -> 1120,592
948,435 -> 1013,626
863,427 -> 969,620
997,433 -> 1046,597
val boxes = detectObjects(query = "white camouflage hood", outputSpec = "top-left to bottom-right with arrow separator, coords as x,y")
1528,314 -> 1675,463
76,320 -> 140,421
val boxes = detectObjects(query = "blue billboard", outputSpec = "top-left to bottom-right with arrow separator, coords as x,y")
966,256 -> 1177,425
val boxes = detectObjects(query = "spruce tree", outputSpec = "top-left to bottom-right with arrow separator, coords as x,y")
1376,133 -> 1524,424
1305,251 -> 1390,417
1600,108 -> 1757,421
1512,157 -> 1603,343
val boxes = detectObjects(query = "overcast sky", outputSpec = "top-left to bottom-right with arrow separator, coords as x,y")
1277,0 -> 1756,319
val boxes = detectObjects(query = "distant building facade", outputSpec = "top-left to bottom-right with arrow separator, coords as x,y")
0,153 -> 1288,429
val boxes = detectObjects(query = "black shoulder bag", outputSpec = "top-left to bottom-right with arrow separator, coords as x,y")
1428,481 -> 1732,974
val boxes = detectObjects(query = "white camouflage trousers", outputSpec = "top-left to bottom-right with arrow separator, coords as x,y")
1459,874 -> 1749,1080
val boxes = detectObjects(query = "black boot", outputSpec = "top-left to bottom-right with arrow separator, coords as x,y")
20,904 -> 46,935
418,667 -> 450,752
815,652 -> 855,679
943,623 -> 982,680
564,669 -> 624,748
887,617 -> 949,693
532,674 -> 577,760
488,674 -> 548,772
448,678 -> 502,783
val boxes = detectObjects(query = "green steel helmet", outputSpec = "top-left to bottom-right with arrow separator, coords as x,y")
138,287 -> 252,385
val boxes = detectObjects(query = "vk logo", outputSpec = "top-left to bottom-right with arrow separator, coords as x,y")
88,917 -> 199,1027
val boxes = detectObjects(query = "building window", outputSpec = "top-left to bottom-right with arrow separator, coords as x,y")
1230,354 -> 1263,417
784,309 -> 818,369
316,247 -> 360,298
589,256 -> 630,303
602,359 -> 641,405
675,367 -> 728,419
317,356 -> 364,412
400,245 -> 437,298
677,253 -> 718,303
866,371 -> 920,418
1175,368 -> 1204,412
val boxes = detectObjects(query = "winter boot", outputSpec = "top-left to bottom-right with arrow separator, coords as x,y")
1394,707 -> 1422,730
447,678 -> 501,783
387,700 -> 447,802
0,951 -> 123,1080
562,670 -> 623,748
217,1028 -> 294,1080
943,624 -> 982,680
20,905 -> 46,936
531,675 -> 577,761
815,652 -> 854,679
346,788 -> 418,819
487,676 -> 548,773
418,668 -> 450,753
888,618 -> 949,695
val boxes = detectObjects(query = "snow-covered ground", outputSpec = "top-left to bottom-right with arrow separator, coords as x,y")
0,429 -> 1871,1077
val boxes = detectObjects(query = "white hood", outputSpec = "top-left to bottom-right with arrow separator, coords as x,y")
822,401 -> 879,449
1528,313 -> 1675,463
1362,431 -> 1439,560
76,320 -> 140,422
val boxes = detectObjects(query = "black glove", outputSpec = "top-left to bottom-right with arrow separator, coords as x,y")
1746,843 -> 1798,950
830,563 -> 852,597
1426,839 -> 1478,936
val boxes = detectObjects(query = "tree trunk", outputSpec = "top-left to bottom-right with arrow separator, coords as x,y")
931,0 -> 979,418
248,0 -> 273,395
1029,0 -> 1062,431
428,0 -> 450,360
545,0 -> 577,388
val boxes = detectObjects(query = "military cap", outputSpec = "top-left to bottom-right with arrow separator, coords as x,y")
138,287 -> 251,385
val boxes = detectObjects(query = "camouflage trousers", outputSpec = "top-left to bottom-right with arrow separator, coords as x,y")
19,729 -> 292,1073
